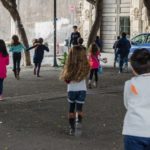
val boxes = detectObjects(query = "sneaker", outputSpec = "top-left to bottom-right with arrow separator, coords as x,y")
69,127 -> 75,136
124,64 -> 128,73
75,122 -> 82,136
0,95 -> 3,101
93,82 -> 97,88
16,74 -> 20,80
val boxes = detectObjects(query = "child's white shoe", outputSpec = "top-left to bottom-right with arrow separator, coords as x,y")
69,127 -> 75,136
0,95 -> 3,101
75,122 -> 82,136
88,80 -> 92,89
93,81 -> 98,88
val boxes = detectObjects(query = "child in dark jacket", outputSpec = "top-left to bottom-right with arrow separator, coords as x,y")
33,38 -> 49,77
27,38 -> 49,77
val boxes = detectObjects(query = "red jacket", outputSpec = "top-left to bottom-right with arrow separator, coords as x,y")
89,52 -> 100,69
0,53 -> 9,79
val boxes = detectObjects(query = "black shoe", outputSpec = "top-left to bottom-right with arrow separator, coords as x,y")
34,69 -> 36,75
114,62 -> 116,68
13,70 -> 17,78
37,75 -> 41,77
88,84 -> 92,89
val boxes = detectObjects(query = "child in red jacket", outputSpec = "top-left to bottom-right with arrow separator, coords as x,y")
0,40 -> 9,100
88,43 -> 100,88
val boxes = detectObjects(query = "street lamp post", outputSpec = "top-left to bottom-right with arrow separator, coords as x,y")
53,0 -> 58,67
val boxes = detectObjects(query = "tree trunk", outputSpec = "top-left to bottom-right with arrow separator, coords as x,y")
87,0 -> 103,48
144,0 -> 150,25
12,9 -> 31,66
0,0 -> 31,66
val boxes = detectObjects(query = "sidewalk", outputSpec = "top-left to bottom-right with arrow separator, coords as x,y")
7,52 -> 115,70
0,67 -> 132,150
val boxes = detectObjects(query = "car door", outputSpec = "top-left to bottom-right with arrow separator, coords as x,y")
142,34 -> 150,51
131,34 -> 148,49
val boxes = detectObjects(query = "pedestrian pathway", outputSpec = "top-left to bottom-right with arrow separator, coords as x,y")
0,67 -> 132,150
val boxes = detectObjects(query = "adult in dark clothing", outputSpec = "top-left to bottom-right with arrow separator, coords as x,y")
70,25 -> 81,47
95,36 -> 102,52
113,36 -> 120,68
116,32 -> 131,73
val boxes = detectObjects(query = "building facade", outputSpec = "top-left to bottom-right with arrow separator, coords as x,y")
0,0 -> 78,51
0,0 -> 149,53
79,0 -> 149,52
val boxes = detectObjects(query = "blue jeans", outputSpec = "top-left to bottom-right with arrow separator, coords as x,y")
114,49 -> 119,63
68,91 -> 86,104
124,135 -> 150,150
0,78 -> 4,95
119,55 -> 128,72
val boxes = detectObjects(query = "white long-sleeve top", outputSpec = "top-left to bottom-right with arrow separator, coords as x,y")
123,73 -> 150,137
67,80 -> 87,92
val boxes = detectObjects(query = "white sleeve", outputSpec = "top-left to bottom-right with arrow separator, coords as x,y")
124,81 -> 130,109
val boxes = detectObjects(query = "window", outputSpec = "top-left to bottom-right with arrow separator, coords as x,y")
119,17 -> 130,36
132,34 -> 148,45
146,35 -> 150,43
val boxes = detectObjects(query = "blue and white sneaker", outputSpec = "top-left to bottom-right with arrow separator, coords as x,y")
75,122 -> 82,136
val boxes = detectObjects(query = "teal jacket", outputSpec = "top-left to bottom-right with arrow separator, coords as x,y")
9,44 -> 25,53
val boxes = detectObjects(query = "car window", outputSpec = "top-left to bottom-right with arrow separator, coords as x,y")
132,34 -> 147,44
146,35 -> 150,43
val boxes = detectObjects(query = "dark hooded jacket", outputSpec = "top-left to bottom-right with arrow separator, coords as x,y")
116,37 -> 131,57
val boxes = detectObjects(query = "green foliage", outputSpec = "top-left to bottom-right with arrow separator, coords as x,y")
58,52 -> 68,67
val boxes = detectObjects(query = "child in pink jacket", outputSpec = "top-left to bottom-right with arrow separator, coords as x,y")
0,40 -> 9,100
88,43 -> 100,88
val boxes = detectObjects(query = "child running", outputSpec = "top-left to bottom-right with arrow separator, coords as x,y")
27,38 -> 49,77
88,43 -> 100,88
123,48 -> 150,150
0,40 -> 9,101
33,38 -> 49,77
9,35 -> 25,80
60,45 -> 90,135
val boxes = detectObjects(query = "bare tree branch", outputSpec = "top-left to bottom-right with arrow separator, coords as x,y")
87,0 -> 103,47
86,0 -> 96,5
144,0 -> 150,24
0,0 -> 31,65
0,0 -> 12,10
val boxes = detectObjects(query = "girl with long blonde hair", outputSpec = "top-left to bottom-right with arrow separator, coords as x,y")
61,45 -> 90,135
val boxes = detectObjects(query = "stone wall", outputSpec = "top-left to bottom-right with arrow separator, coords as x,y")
79,0 -> 149,52
130,0 -> 150,36
101,0 -> 131,52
